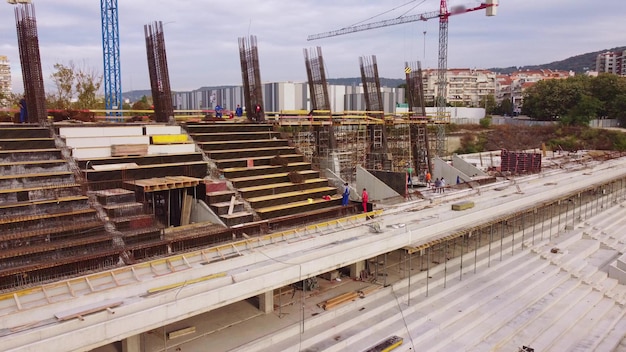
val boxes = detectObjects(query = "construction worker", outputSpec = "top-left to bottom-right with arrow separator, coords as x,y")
361,188 -> 368,213
214,104 -> 223,118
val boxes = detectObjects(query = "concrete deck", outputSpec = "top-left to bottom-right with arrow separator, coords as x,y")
3,155 -> 626,352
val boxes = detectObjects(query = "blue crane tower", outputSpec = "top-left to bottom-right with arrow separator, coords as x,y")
100,0 -> 122,115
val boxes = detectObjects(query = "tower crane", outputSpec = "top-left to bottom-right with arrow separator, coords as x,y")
308,0 -> 498,156
101,0 -> 122,115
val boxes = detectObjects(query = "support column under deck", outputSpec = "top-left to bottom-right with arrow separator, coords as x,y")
122,334 -> 141,352
350,260 -> 366,279
259,290 -> 274,314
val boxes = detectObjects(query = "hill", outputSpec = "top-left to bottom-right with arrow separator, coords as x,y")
489,46 -> 626,74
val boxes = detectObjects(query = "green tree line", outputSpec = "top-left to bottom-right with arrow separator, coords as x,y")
522,74 -> 626,126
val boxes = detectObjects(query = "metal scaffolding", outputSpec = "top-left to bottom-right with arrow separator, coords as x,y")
144,21 -> 173,123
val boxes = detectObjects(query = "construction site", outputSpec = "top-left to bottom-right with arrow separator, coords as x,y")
0,2 -> 458,292
4,1 -> 626,352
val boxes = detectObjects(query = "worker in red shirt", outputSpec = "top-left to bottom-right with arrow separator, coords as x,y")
361,188 -> 368,213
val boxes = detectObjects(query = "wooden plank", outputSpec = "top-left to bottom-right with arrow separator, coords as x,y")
91,163 -> 138,171
318,291 -> 360,310
228,195 -> 236,215
452,201 -> 475,211
111,144 -> 148,157
54,299 -> 122,321
181,193 -> 193,226
167,326 -> 196,340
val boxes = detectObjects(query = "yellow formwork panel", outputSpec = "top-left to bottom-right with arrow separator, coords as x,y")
151,134 -> 189,144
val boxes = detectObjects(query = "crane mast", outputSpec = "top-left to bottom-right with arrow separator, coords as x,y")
308,0 -> 498,156
101,0 -> 122,115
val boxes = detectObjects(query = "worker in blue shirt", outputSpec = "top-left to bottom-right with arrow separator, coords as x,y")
19,97 -> 27,123
214,104 -> 223,118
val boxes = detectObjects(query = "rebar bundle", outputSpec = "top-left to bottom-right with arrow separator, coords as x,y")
238,36 -> 264,121
15,3 -> 46,124
358,55 -> 383,116
405,61 -> 432,176
304,47 -> 330,112
144,21 -> 173,123
359,56 -> 389,169
405,61 -> 427,117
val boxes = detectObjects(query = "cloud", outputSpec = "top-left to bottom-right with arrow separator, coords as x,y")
1,0 -> 625,94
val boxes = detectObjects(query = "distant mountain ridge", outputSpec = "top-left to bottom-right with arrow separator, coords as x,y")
123,46 -> 625,100
488,46 -> 626,74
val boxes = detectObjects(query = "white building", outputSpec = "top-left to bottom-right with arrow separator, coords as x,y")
0,55 -> 11,104
596,51 -> 626,76
421,68 -> 497,107
173,82 -> 405,114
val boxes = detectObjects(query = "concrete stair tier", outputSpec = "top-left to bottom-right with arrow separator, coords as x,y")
58,124 -> 208,186
0,125 -> 119,290
222,163 -> 314,180
213,154 -> 305,170
95,188 -> 162,245
82,161 -> 208,185
0,148 -> 63,163
204,184 -> 254,227
185,122 -> 347,223
236,207 -> 626,352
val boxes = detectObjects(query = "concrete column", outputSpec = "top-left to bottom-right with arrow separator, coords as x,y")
122,334 -> 141,352
350,260 -> 366,279
258,290 -> 274,314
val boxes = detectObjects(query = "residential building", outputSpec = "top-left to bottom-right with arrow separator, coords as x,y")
0,55 -> 11,104
420,68 -> 497,107
596,51 -> 626,76
497,69 -> 572,114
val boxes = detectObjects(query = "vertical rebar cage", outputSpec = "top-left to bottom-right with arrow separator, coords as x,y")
15,3 -> 46,124
238,35 -> 264,121
144,21 -> 174,123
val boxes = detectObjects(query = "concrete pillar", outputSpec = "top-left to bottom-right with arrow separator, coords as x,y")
350,260 -> 366,279
258,290 -> 274,314
122,334 -> 141,352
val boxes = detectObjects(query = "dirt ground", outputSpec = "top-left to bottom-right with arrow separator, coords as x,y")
451,124 -> 626,153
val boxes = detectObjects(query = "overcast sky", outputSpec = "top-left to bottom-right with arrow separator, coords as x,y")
1,0 -> 624,94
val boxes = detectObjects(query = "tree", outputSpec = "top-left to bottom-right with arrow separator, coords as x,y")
0,91 -> 18,109
494,98 -> 512,116
131,95 -> 152,110
49,62 -> 75,109
522,74 -> 626,124
48,60 -> 103,110
561,94 -> 602,126
479,94 -> 497,115
74,66 -> 102,110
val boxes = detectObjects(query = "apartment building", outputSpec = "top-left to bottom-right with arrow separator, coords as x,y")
497,69 -> 572,114
596,51 -> 626,76
421,68 -> 497,107
0,55 -> 11,103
